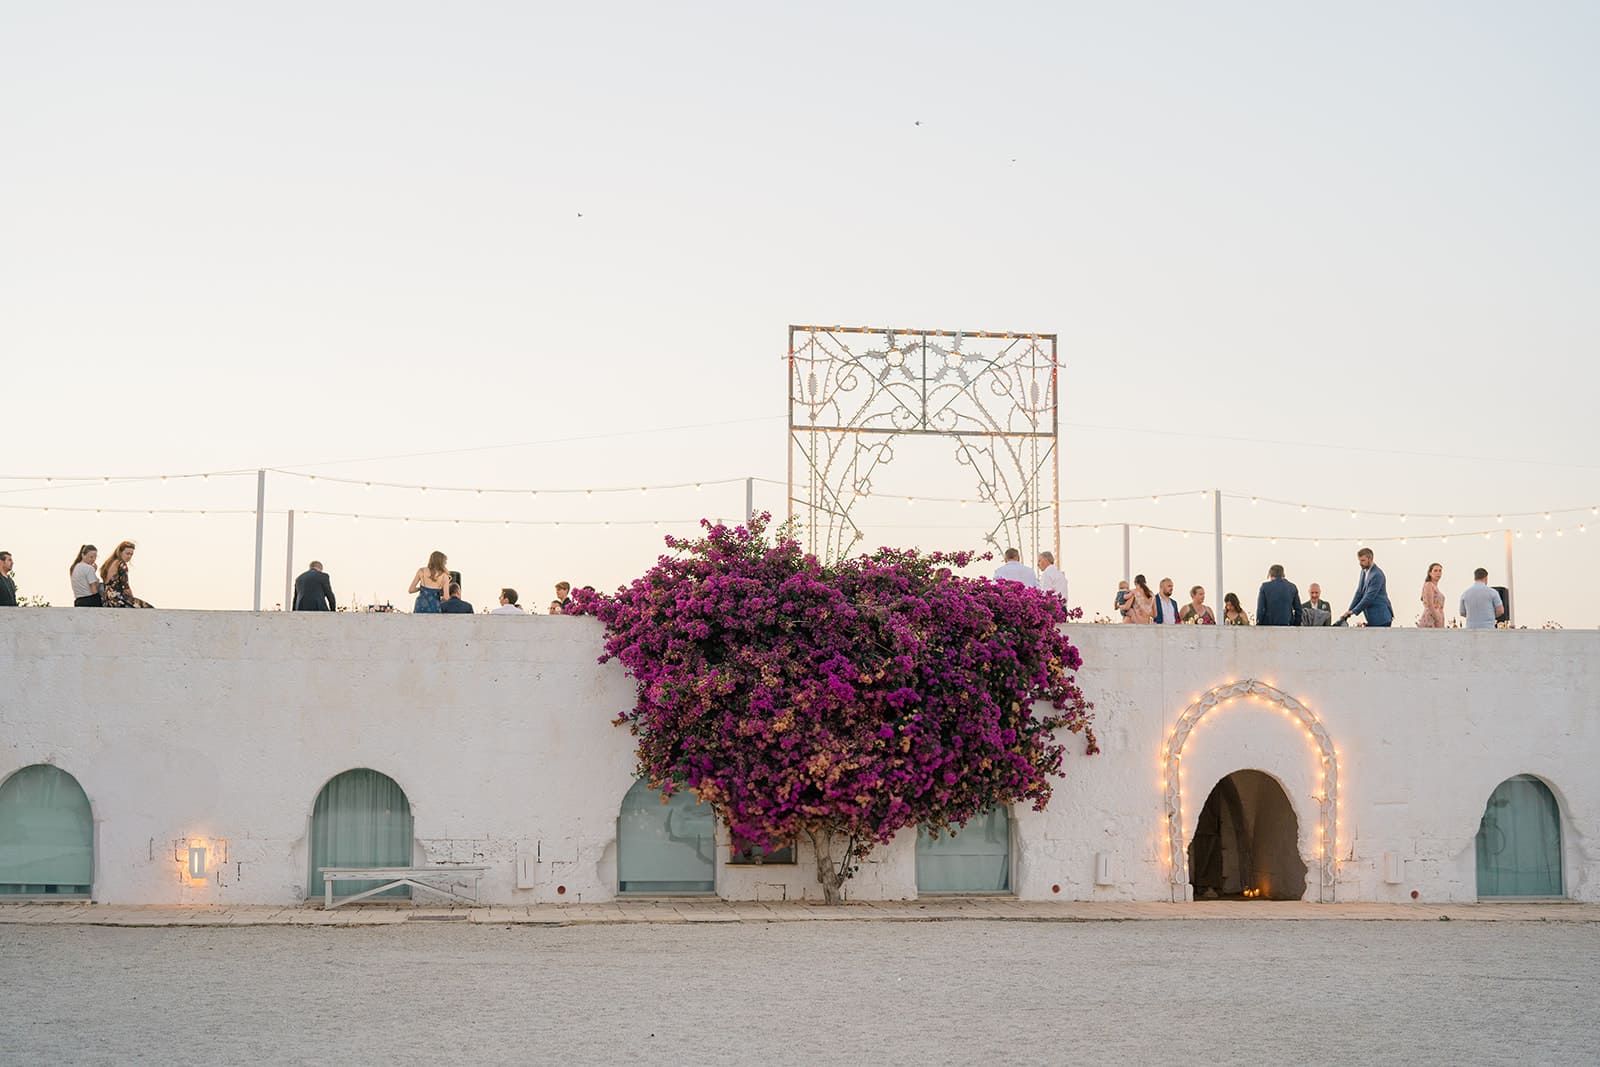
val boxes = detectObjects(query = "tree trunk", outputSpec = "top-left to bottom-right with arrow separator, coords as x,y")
807,828 -> 846,905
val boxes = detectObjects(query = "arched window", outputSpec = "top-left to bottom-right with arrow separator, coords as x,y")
0,765 -> 93,898
307,769 -> 414,901
617,780 -> 715,894
1476,775 -> 1563,898
916,806 -> 1011,894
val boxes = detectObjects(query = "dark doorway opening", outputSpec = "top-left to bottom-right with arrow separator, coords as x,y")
1188,770 -> 1307,900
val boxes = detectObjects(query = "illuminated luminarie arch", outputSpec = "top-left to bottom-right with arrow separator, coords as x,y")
787,325 -> 1059,562
1162,679 -> 1341,902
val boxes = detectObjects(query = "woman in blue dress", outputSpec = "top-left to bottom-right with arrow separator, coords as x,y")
408,550 -> 451,613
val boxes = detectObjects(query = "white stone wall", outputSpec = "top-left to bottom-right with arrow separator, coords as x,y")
1,611 -> 1595,905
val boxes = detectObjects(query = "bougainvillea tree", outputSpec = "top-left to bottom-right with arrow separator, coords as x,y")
571,515 -> 1096,904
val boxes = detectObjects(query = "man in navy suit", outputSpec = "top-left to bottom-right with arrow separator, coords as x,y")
1255,564 -> 1302,626
1341,547 -> 1394,627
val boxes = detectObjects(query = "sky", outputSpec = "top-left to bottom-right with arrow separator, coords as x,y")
2,2 -> 1596,624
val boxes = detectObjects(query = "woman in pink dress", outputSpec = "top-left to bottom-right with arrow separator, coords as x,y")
1418,563 -> 1446,628
1122,574 -> 1155,624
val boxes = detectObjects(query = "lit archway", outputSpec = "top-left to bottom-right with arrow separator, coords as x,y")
1161,680 -> 1340,902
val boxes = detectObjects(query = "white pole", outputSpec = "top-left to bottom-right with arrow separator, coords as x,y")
252,469 -> 266,611
1214,489 -> 1224,608
1503,528 -> 1515,625
284,509 -> 295,611
1121,524 -> 1131,585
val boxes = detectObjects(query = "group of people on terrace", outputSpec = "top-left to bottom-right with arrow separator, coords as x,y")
985,545 -> 1507,629
0,541 -> 1512,629
0,543 -> 155,609
297,550 -> 580,615
1101,548 -> 1506,629
0,544 -> 580,616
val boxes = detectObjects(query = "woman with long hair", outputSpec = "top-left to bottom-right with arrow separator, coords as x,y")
1122,574 -> 1155,624
69,544 -> 102,607
99,541 -> 153,608
408,550 -> 451,614
1223,592 -> 1249,626
1418,563 -> 1446,628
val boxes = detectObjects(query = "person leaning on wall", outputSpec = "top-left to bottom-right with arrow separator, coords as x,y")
99,541 -> 153,608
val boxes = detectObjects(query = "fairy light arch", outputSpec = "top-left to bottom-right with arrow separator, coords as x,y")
1162,679 -> 1340,903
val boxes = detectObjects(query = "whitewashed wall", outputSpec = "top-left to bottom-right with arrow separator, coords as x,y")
1,611 -> 1595,905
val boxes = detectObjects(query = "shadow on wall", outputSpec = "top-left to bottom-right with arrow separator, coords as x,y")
1189,769 -> 1307,901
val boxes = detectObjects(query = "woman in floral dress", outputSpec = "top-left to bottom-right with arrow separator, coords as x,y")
99,541 -> 153,608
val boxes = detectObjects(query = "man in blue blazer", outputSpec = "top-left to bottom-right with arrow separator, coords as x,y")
1341,547 -> 1393,627
1256,564 -> 1302,626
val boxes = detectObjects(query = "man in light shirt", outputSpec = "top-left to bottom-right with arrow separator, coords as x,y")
491,588 -> 525,615
1036,551 -> 1069,604
1152,577 -> 1182,624
1459,568 -> 1505,629
993,547 -> 1038,588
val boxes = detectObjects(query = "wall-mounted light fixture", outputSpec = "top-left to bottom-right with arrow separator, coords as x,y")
188,845 -> 208,880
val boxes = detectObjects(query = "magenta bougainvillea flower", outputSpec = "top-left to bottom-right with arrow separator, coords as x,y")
570,515 -> 1096,902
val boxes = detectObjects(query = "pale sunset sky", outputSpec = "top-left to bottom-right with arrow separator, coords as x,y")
2,3 -> 1596,624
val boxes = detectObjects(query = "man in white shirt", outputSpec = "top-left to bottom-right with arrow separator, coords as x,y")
993,547 -> 1038,588
1036,551 -> 1069,605
1459,568 -> 1504,629
1152,577 -> 1182,624
490,588 -> 526,615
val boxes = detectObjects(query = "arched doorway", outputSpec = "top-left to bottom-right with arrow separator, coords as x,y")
0,765 -> 93,898
916,806 -> 1011,894
307,769 -> 414,901
1163,679 -> 1339,901
617,780 -> 716,894
1188,770 -> 1306,900
1476,775 -> 1563,898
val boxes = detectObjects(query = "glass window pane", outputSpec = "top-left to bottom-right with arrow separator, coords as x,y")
1476,775 -> 1562,898
308,769 -> 414,900
0,765 -> 94,897
917,807 -> 1011,894
618,780 -> 715,893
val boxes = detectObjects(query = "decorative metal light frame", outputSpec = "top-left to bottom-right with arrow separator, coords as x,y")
787,325 -> 1059,562
1161,679 -> 1340,902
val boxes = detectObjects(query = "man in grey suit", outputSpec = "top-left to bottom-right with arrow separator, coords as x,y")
1255,564 -> 1302,626
292,561 -> 337,611
1300,583 -> 1333,626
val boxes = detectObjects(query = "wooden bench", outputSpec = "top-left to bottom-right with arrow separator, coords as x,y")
320,865 -> 489,909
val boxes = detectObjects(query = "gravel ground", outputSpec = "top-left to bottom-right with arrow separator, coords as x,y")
2,920 -> 1596,1065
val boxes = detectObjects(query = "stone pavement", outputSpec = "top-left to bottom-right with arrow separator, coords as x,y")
2,897 -> 1595,927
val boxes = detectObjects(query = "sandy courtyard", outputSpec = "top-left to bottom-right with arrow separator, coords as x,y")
2,919 -> 1596,1065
